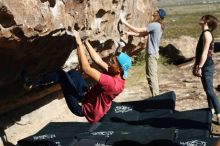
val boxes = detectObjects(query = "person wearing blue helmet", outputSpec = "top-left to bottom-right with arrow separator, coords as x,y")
23,30 -> 132,123
60,31 -> 132,123
120,8 -> 166,96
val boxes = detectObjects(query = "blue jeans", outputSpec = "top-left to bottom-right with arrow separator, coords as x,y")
201,64 -> 220,114
34,70 -> 88,117
59,70 -> 88,117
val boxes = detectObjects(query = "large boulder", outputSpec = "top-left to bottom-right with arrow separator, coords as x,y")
0,0 -> 155,113
160,36 -> 197,65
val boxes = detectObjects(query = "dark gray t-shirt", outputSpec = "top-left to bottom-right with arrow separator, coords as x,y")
145,22 -> 162,55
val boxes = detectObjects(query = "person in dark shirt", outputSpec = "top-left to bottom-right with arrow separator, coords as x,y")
193,15 -> 220,125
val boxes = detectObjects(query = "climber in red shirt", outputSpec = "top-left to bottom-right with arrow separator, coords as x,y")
24,31 -> 132,123
24,30 -> 132,123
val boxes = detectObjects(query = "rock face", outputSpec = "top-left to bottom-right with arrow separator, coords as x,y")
0,1 -> 155,145
0,0 -> 155,113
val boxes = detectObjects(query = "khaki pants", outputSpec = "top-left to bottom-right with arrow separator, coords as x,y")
146,53 -> 159,96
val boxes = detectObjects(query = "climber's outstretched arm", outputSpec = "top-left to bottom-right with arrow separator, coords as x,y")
120,17 -> 148,37
84,40 -> 108,71
73,30 -> 101,82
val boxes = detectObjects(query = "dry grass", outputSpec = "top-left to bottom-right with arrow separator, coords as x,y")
162,3 -> 220,39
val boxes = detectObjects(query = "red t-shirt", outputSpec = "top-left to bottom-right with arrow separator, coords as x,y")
82,73 -> 125,123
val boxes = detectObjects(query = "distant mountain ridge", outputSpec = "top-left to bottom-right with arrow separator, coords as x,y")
157,0 -> 220,6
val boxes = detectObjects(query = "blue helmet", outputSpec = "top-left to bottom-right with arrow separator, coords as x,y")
116,52 -> 132,79
158,9 -> 166,19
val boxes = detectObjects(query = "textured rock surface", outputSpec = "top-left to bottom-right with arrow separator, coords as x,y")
0,0 -> 78,105
0,0 -> 155,114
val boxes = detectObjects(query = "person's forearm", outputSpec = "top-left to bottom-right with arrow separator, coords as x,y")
125,31 -> 141,37
85,41 -> 102,63
77,43 -> 91,72
199,54 -> 208,68
123,20 -> 145,33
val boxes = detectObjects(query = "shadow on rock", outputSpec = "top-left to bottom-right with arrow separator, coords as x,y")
159,44 -> 186,65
